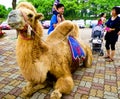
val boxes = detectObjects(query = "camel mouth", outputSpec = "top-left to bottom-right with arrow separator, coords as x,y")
8,22 -> 20,29
8,21 -> 26,30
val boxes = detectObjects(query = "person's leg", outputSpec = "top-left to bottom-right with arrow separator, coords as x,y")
110,41 -> 116,60
106,41 -> 116,62
105,40 -> 110,58
110,50 -> 115,59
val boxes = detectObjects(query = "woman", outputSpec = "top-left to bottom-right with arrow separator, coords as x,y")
104,7 -> 120,62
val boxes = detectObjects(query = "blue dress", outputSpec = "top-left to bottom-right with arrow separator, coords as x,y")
105,16 -> 120,42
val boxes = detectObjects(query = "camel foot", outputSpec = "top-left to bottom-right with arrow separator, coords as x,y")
50,90 -> 62,99
22,86 -> 32,97
22,83 -> 47,97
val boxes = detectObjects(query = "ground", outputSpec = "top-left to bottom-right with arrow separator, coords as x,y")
0,29 -> 120,99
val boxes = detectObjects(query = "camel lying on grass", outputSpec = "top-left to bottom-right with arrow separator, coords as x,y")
7,2 -> 92,99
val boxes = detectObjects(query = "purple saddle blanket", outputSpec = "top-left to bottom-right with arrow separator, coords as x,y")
68,36 -> 85,61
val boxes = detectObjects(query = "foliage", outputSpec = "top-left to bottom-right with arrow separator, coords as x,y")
25,0 -> 120,20
0,5 -> 8,18
25,0 -> 53,19
0,4 -> 12,21
1,0 -> 120,20
88,0 -> 120,18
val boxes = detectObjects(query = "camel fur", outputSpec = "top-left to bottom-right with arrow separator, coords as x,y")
7,2 -> 93,98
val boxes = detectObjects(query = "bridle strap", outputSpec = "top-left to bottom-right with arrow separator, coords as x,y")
18,10 -> 35,40
20,10 -> 28,23
20,32 -> 33,40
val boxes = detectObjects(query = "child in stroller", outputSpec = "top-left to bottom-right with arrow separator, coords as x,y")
90,24 -> 104,56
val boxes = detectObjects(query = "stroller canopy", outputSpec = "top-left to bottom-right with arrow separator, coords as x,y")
91,25 -> 104,38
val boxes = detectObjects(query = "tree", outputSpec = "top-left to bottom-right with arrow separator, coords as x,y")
12,0 -> 17,9
18,0 -> 120,20
88,0 -> 120,18
0,5 -> 8,18
26,0 -> 53,19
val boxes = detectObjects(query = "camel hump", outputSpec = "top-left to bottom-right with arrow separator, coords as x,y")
46,20 -> 79,43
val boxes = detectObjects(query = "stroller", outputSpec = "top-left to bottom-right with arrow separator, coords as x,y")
90,25 -> 104,56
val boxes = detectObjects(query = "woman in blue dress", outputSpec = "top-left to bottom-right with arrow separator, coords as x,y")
104,6 -> 120,62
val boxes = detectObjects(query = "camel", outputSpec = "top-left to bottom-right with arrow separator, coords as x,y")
7,2 -> 92,99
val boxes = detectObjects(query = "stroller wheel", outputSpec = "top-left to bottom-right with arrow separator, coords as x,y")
99,50 -> 104,56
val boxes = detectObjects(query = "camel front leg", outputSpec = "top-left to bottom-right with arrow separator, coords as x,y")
50,75 -> 74,99
22,81 -> 47,97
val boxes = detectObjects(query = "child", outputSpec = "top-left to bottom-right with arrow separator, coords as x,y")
98,13 -> 106,26
48,4 -> 64,34
52,0 -> 60,15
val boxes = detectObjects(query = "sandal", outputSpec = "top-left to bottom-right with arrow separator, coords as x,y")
104,56 -> 110,59
106,58 -> 114,62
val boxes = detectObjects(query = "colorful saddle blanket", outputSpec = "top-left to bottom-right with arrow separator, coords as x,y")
68,36 -> 85,62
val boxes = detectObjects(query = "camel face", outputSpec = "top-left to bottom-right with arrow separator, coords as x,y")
8,10 -> 25,30
8,8 -> 37,30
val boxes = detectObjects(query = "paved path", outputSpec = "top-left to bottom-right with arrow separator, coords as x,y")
0,29 -> 120,99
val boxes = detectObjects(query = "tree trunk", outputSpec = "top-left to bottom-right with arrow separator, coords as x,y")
12,0 -> 17,9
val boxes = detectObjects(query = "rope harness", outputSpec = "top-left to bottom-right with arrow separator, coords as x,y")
18,10 -> 35,40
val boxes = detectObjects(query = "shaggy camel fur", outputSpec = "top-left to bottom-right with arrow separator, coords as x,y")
7,2 -> 92,98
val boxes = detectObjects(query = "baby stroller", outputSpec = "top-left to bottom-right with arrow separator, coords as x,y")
90,25 -> 104,56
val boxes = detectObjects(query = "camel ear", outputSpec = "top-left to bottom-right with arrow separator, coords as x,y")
35,13 -> 44,20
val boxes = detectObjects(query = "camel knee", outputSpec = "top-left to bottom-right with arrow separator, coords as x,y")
55,76 -> 74,94
50,76 -> 74,99
84,47 -> 93,68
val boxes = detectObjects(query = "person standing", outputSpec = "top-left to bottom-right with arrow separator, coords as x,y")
48,4 -> 65,35
117,6 -> 120,35
104,6 -> 120,62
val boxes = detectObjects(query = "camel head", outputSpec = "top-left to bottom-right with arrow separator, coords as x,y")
7,2 -> 43,30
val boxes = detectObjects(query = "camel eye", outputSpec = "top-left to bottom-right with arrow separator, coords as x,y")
28,14 -> 33,18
